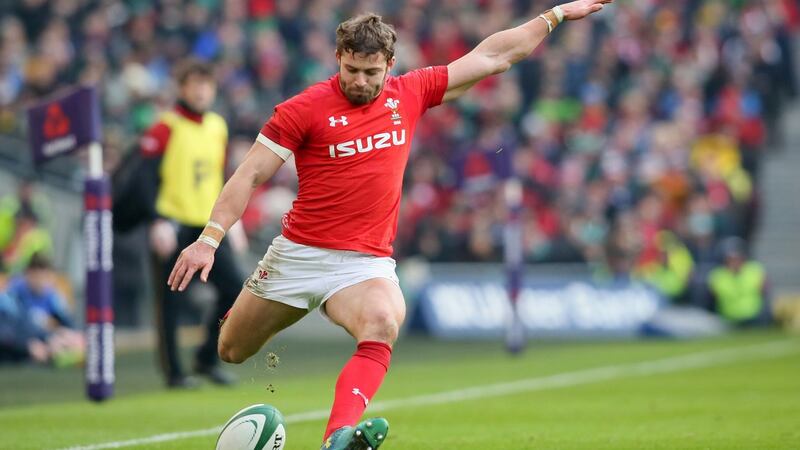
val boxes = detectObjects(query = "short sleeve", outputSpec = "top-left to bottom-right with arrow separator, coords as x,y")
399,66 -> 449,114
139,122 -> 171,159
258,99 -> 309,160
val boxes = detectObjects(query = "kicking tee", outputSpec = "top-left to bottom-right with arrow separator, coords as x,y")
259,66 -> 448,256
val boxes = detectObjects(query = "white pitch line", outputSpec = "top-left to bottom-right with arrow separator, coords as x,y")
58,339 -> 798,450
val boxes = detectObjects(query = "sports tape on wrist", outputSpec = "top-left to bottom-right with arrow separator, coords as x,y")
207,220 -> 226,234
197,234 -> 220,249
202,222 -> 225,243
538,14 -> 554,33
553,5 -> 565,23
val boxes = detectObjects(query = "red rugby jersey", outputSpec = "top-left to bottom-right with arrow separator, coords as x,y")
259,66 -> 448,256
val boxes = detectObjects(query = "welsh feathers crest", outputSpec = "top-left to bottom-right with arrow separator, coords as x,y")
384,98 -> 400,110
384,98 -> 402,124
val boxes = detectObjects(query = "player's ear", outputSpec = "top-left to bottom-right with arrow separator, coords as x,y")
387,56 -> 396,72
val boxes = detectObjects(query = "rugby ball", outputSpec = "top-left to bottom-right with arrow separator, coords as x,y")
216,404 -> 286,450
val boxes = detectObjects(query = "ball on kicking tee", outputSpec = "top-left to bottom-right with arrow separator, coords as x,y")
216,404 -> 286,450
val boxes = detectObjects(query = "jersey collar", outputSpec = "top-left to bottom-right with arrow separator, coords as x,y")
175,102 -> 205,124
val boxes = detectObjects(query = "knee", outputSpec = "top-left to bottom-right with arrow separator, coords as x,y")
218,339 -> 247,364
360,308 -> 401,344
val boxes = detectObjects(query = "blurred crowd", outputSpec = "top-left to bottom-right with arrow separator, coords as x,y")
0,181 -> 83,365
0,252 -> 83,366
1,0 -> 798,342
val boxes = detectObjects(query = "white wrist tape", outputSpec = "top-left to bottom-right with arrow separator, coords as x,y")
207,220 -> 225,234
197,234 -> 220,249
553,5 -> 565,23
538,14 -> 554,33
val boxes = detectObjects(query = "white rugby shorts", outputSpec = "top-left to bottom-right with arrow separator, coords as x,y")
244,235 -> 399,319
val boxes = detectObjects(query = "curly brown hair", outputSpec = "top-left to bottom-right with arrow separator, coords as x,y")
173,58 -> 214,85
336,13 -> 397,61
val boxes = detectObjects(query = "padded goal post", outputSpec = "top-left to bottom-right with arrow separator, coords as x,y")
27,86 -> 114,401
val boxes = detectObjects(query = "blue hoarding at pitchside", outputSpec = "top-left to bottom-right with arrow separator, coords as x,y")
414,280 -> 664,339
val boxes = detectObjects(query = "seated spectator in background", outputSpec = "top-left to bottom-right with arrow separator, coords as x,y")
691,134 -> 755,240
1,208 -> 52,273
708,237 -> 771,327
0,0 -> 795,277
0,289 -> 49,364
593,212 -> 641,283
634,231 -> 694,302
681,192 -> 719,311
2,253 -> 83,366
0,181 -> 53,273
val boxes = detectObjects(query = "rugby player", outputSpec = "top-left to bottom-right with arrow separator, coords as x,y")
168,1 -> 612,448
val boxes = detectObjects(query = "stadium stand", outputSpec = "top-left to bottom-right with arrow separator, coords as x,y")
0,0 -> 798,320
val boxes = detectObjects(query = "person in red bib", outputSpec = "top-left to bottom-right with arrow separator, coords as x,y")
168,2 -> 611,448
139,59 -> 243,389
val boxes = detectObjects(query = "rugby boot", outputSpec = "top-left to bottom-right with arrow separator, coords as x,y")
320,418 -> 389,450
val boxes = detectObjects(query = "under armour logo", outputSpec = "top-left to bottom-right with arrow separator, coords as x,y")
352,388 -> 369,406
329,116 -> 348,127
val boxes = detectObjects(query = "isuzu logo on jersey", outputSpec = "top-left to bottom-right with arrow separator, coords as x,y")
328,129 -> 406,158
384,98 -> 402,125
329,115 -> 348,127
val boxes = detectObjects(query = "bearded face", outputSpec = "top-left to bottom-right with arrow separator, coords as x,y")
337,50 -> 394,105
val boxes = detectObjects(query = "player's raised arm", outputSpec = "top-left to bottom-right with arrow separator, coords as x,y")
167,141 -> 285,291
443,0 -> 612,102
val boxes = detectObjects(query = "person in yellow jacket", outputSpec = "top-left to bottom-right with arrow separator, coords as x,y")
138,59 -> 244,388
0,181 -> 53,274
634,231 -> 694,302
707,237 -> 771,326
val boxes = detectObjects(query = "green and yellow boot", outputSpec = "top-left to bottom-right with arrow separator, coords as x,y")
321,418 -> 389,450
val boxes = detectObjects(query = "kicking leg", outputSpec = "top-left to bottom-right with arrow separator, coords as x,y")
320,278 -> 405,449
218,288 -> 307,364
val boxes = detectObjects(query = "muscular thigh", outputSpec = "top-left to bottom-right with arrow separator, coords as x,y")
220,288 -> 308,354
324,278 -> 406,342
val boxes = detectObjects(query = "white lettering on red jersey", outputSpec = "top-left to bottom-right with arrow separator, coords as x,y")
259,66 -> 449,256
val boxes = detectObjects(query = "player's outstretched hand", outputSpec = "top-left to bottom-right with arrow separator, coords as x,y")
560,0 -> 613,20
167,241 -> 216,292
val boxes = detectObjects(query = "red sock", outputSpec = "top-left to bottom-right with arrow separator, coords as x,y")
323,341 -> 392,441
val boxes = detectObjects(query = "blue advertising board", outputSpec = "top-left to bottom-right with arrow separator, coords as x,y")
414,279 -> 664,339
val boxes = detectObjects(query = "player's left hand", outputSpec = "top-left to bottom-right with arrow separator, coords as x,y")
559,0 -> 613,20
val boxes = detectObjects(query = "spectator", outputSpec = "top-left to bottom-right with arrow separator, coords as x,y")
0,180 -> 52,273
708,236 -> 771,326
0,289 -> 49,364
681,192 -> 719,310
634,230 -> 694,302
1,253 -> 83,366
0,1 -> 796,285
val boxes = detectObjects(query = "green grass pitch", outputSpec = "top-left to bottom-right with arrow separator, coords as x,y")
0,330 -> 798,449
